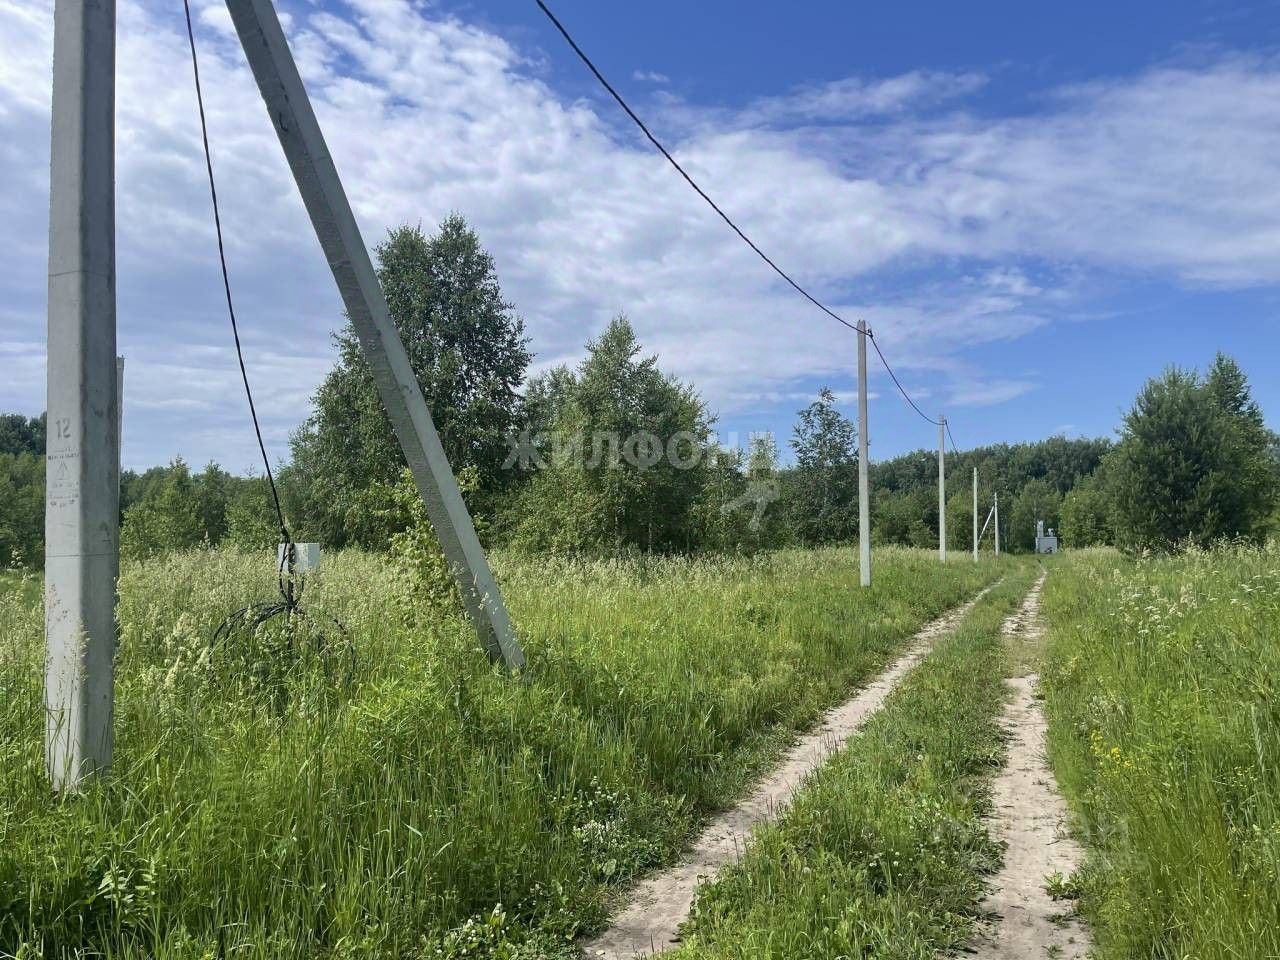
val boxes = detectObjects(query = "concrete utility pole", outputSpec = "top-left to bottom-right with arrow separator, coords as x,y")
44,0 -> 119,789
224,0 -> 523,669
972,467 -> 979,563
938,416 -> 947,563
856,320 -> 871,588
994,492 -> 1001,557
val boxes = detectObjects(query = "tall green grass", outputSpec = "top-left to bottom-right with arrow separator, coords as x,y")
1042,546 -> 1280,959
669,568 -> 1036,959
0,547 -> 1004,958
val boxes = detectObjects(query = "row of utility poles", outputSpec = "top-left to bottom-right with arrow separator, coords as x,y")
854,325 -> 1001,589
42,0 -> 1002,790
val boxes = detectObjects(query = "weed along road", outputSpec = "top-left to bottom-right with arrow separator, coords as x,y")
583,579 -> 1002,959
2,548 -> 1008,954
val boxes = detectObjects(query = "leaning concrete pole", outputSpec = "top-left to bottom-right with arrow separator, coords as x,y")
938,416 -> 947,563
223,0 -> 522,669
994,492 -> 1001,557
44,0 -> 119,789
856,321 -> 871,588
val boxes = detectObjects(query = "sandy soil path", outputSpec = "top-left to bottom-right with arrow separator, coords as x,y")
969,572 -> 1092,960
581,584 -> 997,959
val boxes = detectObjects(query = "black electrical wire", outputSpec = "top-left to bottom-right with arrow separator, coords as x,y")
536,0 -> 856,333
182,0 -> 293,596
536,0 -> 951,432
868,335 -> 944,428
945,420 -> 961,455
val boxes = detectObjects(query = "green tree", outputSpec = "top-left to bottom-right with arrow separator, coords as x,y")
1109,358 -> 1276,552
1059,471 -> 1112,547
1201,354 -> 1277,538
871,485 -> 937,548
0,413 -> 45,456
1009,478 -> 1063,552
225,476 -> 283,550
946,487 -> 976,553
867,436 -> 1111,550
508,316 -> 713,553
0,452 -> 44,567
785,389 -> 857,546
291,214 -> 532,547
120,459 -> 205,560
194,462 -> 232,545
689,444 -> 749,551
736,432 -> 789,549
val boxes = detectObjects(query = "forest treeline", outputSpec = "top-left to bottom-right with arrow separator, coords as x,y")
3,215 -> 1277,567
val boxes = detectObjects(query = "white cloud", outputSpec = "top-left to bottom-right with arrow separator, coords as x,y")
741,70 -> 988,125
946,379 -> 1035,408
632,69 -> 669,85
3,0 -> 1280,468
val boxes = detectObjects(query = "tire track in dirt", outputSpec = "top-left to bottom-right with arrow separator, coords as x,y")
581,583 -> 1000,959
969,572 -> 1092,960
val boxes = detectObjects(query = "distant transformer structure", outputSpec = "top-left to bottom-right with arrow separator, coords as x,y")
1035,520 -> 1060,555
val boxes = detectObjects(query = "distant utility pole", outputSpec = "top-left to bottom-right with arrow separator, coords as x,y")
857,320 -> 871,588
224,0 -> 523,670
972,467 -> 979,562
938,416 -> 947,563
44,0 -> 120,789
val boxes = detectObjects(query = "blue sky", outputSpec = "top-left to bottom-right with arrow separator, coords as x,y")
2,0 -> 1280,470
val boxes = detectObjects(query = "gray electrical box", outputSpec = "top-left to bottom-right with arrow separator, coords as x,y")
1035,521 -> 1059,555
278,542 -> 322,574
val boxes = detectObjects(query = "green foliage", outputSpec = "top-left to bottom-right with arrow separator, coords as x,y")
381,467 -> 468,627
1059,471 -> 1112,547
945,487 -> 975,552
3,349 -> 1274,564
290,215 -> 532,548
120,459 -> 205,560
1009,477 -> 1063,552
1042,547 -> 1280,959
1107,355 -> 1276,552
0,453 -> 43,569
687,445 -> 750,552
121,463 -> 283,558
872,483 -> 936,549
0,546 -> 1003,956
0,414 -> 44,457
192,463 -> 231,545
737,433 -> 790,549
784,388 -> 857,546
224,476 -> 282,550
508,317 -> 714,553
870,436 -> 1109,553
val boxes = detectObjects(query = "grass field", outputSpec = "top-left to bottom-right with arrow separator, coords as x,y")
1042,546 -> 1280,959
0,547 -> 1006,958
670,567 -> 1036,959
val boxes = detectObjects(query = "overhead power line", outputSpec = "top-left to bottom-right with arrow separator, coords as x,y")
869,335 -> 944,428
536,0 -> 948,433
182,0 -> 292,561
536,0 -> 855,333
945,419 -> 961,455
